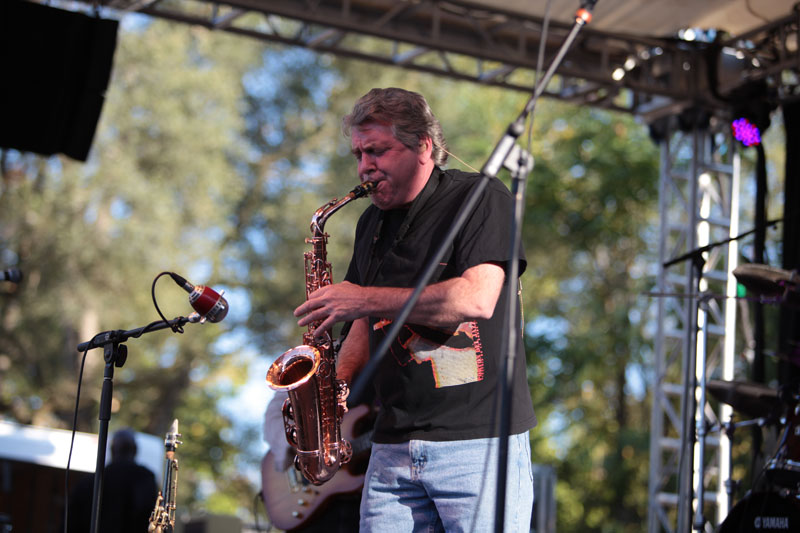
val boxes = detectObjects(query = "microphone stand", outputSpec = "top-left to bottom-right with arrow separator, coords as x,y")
659,218 -> 784,530
349,2 -> 598,531
76,314 -> 199,533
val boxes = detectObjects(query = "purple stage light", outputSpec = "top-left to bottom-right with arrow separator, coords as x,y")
731,117 -> 761,147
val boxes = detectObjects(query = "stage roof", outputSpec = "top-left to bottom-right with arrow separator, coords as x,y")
470,0 -> 796,38
37,1 -> 800,117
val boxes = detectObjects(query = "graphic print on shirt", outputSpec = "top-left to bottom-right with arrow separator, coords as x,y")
373,319 -> 485,387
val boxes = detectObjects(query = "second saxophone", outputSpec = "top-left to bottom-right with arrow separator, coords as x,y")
148,419 -> 182,533
266,181 -> 374,485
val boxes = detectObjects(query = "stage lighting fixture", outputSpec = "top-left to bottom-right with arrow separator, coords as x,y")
1,0 -> 118,162
731,117 -> 761,146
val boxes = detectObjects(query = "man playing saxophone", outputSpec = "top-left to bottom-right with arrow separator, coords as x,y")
294,88 -> 536,533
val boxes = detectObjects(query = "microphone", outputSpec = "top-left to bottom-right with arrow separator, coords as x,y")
168,272 -> 229,323
2,269 -> 22,283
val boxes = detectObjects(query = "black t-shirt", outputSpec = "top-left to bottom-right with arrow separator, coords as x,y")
344,167 -> 537,443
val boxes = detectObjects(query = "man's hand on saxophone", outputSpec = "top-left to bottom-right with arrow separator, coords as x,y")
294,280 -> 366,335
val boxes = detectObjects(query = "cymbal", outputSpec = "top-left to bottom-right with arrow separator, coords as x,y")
733,263 -> 798,297
706,379 -> 781,419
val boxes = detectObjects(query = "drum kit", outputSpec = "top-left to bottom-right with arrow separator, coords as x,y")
710,379 -> 800,531
708,264 -> 800,531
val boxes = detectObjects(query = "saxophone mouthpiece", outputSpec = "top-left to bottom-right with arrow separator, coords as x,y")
166,419 -> 182,450
352,181 -> 376,197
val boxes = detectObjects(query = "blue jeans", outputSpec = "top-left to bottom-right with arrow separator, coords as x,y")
359,432 -> 534,533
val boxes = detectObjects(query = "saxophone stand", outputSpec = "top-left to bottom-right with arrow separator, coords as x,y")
76,315 -> 198,533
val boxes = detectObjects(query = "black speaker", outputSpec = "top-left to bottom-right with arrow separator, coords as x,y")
0,0 -> 118,162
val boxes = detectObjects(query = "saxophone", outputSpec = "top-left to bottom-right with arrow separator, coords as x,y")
148,419 -> 182,533
266,181 -> 374,486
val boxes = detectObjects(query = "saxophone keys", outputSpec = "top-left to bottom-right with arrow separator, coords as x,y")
282,399 -> 295,421
285,426 -> 298,448
336,380 -> 350,400
341,439 -> 353,465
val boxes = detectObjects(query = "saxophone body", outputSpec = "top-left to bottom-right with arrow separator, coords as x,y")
148,419 -> 182,533
266,182 -> 374,486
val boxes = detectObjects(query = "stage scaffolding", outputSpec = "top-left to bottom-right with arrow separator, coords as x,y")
648,122 -> 741,533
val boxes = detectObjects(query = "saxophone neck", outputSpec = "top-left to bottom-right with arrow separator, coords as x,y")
310,182 -> 375,235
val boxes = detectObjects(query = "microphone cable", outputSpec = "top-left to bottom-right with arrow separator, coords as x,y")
153,271 -> 185,333
62,344 -> 90,533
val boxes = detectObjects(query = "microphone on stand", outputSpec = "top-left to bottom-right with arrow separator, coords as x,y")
168,272 -> 229,323
2,269 -> 22,283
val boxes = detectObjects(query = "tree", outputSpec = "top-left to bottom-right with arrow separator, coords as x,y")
520,103 -> 660,531
1,17 -> 263,516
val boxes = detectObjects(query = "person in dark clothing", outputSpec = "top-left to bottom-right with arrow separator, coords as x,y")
294,88 -> 536,532
67,428 -> 158,533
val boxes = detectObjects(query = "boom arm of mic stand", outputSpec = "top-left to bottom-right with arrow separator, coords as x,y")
663,217 -> 782,269
76,315 -> 198,352
482,2 -> 593,178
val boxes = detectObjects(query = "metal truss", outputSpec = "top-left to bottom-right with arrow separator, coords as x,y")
60,0 -> 800,118
647,121 -> 741,533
